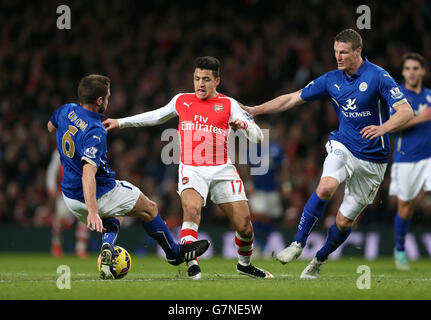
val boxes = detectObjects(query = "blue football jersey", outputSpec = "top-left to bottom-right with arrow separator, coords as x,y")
249,141 -> 284,191
392,85 -> 431,162
49,103 -> 116,202
301,58 -> 407,163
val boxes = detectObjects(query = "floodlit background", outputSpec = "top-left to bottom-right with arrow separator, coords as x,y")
1,0 -> 431,259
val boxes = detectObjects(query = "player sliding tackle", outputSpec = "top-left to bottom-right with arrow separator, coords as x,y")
47,75 -> 210,280
104,56 -> 273,279
242,29 -> 413,279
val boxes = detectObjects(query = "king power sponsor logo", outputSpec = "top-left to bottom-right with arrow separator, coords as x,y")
341,98 -> 358,111
333,97 -> 373,118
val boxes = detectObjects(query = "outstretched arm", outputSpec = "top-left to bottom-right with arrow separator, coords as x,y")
241,90 -> 306,117
103,95 -> 181,131
103,103 -> 177,131
229,98 -> 264,143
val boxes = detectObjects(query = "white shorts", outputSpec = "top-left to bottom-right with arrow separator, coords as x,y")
178,162 -> 247,206
321,140 -> 387,221
249,190 -> 283,218
63,180 -> 141,224
389,158 -> 431,201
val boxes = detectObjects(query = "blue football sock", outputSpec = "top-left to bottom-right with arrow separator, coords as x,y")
394,213 -> 410,252
315,222 -> 351,262
142,214 -> 180,260
102,218 -> 121,252
294,191 -> 329,247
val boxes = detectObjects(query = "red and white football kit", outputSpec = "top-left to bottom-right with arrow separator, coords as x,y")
118,92 -> 264,272
118,92 -> 263,206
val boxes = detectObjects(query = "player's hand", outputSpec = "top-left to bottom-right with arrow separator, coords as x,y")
239,104 -> 257,117
360,125 -> 387,140
416,107 -> 431,123
87,212 -> 104,233
102,118 -> 119,131
229,118 -> 247,131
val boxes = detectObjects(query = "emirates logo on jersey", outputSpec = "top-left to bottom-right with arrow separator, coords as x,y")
182,177 -> 189,185
214,104 -> 224,113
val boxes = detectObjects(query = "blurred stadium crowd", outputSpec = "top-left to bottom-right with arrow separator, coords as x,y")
1,0 -> 431,230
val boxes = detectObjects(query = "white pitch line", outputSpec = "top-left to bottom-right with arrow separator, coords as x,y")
1,273 -> 431,283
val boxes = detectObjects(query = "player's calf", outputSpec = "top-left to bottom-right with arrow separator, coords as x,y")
335,212 -> 354,230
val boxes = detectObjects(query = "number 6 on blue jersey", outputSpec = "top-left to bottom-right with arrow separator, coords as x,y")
62,125 -> 78,158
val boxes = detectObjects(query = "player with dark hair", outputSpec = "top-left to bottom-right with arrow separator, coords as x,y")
242,29 -> 413,278
47,74 -> 210,279
103,56 -> 274,279
389,52 -> 431,270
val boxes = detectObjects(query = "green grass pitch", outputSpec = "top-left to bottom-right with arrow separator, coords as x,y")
0,253 -> 430,300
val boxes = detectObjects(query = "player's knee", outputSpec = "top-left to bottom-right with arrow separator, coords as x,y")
398,200 -> 414,219
236,220 -> 253,239
137,200 -> 159,222
146,200 -> 158,217
316,177 -> 338,200
336,213 -> 353,231
316,185 -> 335,200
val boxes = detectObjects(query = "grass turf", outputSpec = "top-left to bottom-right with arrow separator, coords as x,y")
0,253 -> 430,300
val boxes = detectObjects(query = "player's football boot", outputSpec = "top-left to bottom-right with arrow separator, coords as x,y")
394,248 -> 410,271
276,241 -> 303,265
51,243 -> 63,259
168,239 -> 210,265
300,257 -> 324,279
236,263 -> 274,279
187,264 -> 202,280
99,243 -> 116,280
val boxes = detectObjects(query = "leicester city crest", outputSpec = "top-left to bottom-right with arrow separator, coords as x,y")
359,82 -> 368,92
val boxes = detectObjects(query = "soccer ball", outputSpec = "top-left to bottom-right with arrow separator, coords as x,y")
97,246 -> 132,279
